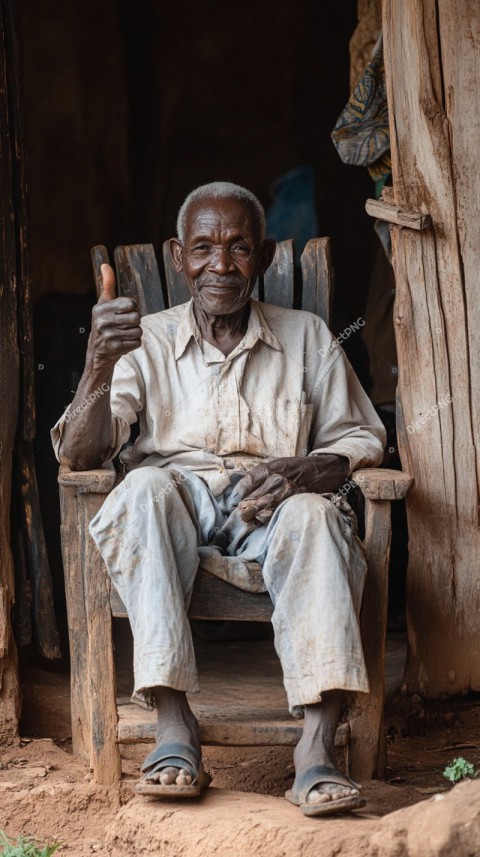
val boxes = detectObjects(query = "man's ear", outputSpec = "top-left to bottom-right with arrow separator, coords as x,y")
259,238 -> 276,275
169,238 -> 184,272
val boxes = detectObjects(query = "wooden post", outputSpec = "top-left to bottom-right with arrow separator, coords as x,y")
383,0 -> 480,695
0,0 -> 21,742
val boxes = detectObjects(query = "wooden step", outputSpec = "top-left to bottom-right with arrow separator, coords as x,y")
116,697 -> 350,747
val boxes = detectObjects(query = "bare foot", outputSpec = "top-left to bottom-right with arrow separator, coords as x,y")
144,686 -> 201,786
294,691 -> 360,805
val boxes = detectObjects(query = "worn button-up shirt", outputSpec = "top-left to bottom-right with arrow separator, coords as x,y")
52,300 -> 385,496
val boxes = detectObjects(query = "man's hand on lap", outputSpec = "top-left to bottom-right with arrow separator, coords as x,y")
234,455 -> 350,524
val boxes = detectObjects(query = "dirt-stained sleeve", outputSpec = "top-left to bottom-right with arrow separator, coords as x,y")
308,347 -> 386,473
50,353 -> 145,463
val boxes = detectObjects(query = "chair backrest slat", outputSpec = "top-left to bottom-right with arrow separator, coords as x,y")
262,239 -> 295,308
300,237 -> 333,327
113,244 -> 165,316
162,241 -> 192,306
91,238 -> 333,327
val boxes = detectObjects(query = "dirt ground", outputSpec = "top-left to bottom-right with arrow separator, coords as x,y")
0,662 -> 479,855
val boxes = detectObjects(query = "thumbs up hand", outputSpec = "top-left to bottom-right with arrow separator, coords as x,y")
88,263 -> 143,369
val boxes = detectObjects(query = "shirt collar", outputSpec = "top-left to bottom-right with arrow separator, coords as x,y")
174,299 -> 283,360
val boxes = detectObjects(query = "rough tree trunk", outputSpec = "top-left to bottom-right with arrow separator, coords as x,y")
384,0 -> 480,695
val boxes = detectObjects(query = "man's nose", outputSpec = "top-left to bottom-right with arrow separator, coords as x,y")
207,247 -> 236,275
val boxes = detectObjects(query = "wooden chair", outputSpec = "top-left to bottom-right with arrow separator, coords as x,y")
58,238 -> 413,785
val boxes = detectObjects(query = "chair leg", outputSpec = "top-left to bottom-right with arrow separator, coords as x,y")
79,493 -> 122,785
350,498 -> 391,781
60,483 -> 91,762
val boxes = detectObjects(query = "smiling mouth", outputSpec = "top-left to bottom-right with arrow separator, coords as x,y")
196,274 -> 246,289
201,283 -> 241,292
200,284 -> 242,293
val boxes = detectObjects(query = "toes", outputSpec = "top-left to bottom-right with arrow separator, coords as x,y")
335,788 -> 358,800
327,787 -> 351,800
175,768 -> 192,786
306,788 -> 331,804
147,765 -> 194,786
307,783 -> 360,804
333,787 -> 349,798
159,766 -> 179,785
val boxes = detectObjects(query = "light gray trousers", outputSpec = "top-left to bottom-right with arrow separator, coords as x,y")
89,465 -> 369,712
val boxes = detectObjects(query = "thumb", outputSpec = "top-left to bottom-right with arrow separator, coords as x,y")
98,263 -> 116,302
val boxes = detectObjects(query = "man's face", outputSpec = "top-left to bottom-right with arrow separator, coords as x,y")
170,197 -> 274,316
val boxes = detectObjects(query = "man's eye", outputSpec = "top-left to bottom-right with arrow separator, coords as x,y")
231,244 -> 250,256
191,245 -> 210,256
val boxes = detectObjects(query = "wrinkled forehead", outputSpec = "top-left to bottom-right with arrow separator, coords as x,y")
184,197 -> 258,242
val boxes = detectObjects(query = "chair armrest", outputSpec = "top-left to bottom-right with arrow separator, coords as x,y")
58,462 -> 117,494
352,467 -> 413,500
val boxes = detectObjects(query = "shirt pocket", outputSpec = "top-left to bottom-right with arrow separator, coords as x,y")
246,397 -> 314,458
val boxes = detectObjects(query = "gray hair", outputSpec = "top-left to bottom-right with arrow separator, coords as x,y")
176,181 -> 266,243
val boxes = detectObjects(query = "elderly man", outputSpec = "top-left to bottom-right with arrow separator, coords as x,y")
53,181 -> 385,817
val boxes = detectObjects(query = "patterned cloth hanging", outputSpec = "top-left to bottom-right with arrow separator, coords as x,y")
331,34 -> 391,182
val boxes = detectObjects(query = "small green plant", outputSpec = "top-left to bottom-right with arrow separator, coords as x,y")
443,756 -> 479,784
0,830 -> 61,857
